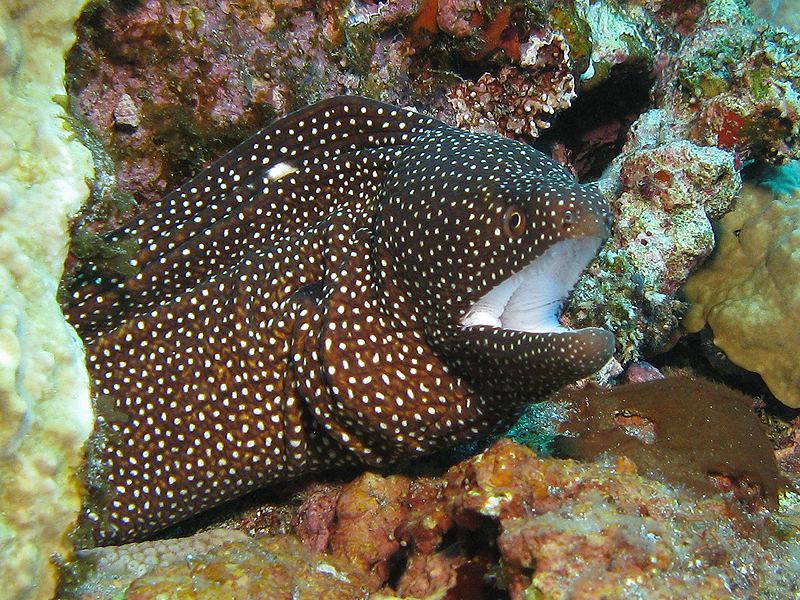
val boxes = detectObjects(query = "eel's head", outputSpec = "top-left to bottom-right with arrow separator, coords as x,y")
375,124 -> 615,398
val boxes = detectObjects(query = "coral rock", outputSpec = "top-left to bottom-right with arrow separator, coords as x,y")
61,440 -> 797,599
658,0 -> 800,163
123,534 -> 372,600
684,162 -> 800,407
569,135 -> 740,358
65,528 -> 248,599
394,439 -> 792,599
448,29 -> 576,136
0,1 -> 94,599
326,472 -> 412,589
614,140 -> 739,294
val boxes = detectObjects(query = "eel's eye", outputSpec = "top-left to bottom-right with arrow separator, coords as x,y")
503,205 -> 526,238
563,209 -> 576,225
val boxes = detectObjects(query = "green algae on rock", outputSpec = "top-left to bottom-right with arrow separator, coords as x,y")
684,162 -> 800,408
0,0 -> 94,599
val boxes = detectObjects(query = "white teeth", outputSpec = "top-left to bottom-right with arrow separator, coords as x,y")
460,237 -> 603,334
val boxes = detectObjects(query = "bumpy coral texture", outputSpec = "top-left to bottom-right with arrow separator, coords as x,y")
67,529 -> 248,599
569,122 -> 740,358
126,535 -> 372,600
449,29 -> 577,136
0,1 -> 94,599
567,0 -> 800,358
62,439 -> 797,600
657,0 -> 800,164
684,163 -> 800,407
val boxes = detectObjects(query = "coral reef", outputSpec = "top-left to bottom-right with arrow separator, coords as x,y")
62,528 -> 248,599
126,534 -> 372,600
60,439 -> 798,600
64,531 -> 374,600
448,29 -> 578,136
0,1 -> 94,599
684,162 -> 800,407
53,0 -> 800,595
64,0 -> 658,213
579,0 -> 657,88
569,131 -> 740,358
657,0 -> 800,164
567,0 -> 800,359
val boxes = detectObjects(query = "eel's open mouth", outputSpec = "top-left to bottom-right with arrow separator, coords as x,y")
460,237 -> 604,334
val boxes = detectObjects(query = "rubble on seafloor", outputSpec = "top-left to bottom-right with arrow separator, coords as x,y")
59,438 -> 799,600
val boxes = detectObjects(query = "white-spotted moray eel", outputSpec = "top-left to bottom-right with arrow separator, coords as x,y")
63,96 -> 615,544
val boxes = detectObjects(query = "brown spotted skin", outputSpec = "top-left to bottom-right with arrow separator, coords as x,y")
63,97 -> 613,544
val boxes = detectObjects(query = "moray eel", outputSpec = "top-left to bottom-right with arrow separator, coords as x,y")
63,96 -> 614,544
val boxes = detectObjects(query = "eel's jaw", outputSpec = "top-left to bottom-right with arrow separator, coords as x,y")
460,237 -> 604,334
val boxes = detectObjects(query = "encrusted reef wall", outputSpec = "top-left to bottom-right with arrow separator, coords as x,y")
569,0 -> 800,359
64,0 -> 800,367
0,1 -> 93,599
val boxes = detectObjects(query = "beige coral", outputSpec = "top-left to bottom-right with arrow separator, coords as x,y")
0,0 -> 94,598
684,163 -> 800,407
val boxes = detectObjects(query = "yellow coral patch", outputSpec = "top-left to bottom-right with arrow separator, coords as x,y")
684,164 -> 800,407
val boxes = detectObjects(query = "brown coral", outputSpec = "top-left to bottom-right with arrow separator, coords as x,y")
554,375 -> 784,509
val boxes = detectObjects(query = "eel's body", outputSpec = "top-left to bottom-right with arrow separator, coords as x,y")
63,97 -> 614,544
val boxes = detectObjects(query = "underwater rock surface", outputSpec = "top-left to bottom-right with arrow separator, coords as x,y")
0,1 -> 94,599
570,128 -> 740,358
71,532 -> 373,600
61,439 -> 798,600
